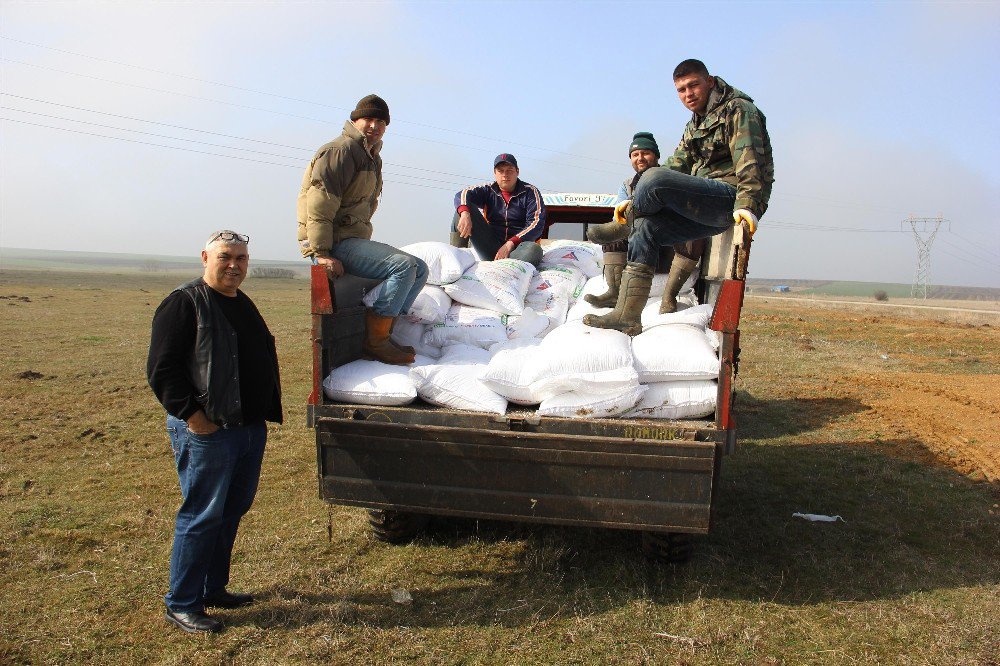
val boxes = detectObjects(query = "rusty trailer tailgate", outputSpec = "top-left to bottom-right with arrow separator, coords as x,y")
316,415 -> 719,534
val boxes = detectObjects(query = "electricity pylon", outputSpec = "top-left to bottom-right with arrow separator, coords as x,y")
902,215 -> 948,299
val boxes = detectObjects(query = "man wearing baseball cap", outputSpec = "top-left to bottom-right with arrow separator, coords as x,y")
451,153 -> 545,266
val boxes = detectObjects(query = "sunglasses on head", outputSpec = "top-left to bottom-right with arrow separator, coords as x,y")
209,231 -> 250,244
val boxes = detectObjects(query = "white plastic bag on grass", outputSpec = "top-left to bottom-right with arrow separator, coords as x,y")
540,241 -> 603,278
399,241 -> 476,286
323,355 -> 434,406
538,384 -> 647,419
409,346 -> 508,415
391,318 -> 442,359
424,304 -> 509,349
632,324 -> 720,382
482,323 -> 638,404
624,380 -> 717,419
443,259 -> 534,315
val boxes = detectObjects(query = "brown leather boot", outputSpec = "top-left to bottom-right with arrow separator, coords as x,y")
582,262 -> 653,336
449,231 -> 469,248
659,255 -> 698,314
388,318 -> 416,355
363,310 -> 415,365
584,252 -> 625,308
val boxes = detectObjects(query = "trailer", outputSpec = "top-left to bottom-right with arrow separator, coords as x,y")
307,195 -> 752,560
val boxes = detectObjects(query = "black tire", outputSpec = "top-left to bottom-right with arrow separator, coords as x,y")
641,531 -> 695,563
367,509 -> 430,544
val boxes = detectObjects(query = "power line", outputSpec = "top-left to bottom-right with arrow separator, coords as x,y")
2,37 -> 985,222
1,93 -> 502,183
765,220 -> 906,233
0,34 -> 624,165
947,230 -> 1000,261
0,117 -> 456,191
937,237 -> 1000,272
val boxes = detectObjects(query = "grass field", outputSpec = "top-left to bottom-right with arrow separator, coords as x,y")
1,269 -> 997,665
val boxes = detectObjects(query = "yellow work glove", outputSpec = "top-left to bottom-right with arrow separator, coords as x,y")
733,208 -> 758,236
613,200 -> 631,225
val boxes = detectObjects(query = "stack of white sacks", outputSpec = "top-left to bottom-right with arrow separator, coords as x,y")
323,240 -> 721,420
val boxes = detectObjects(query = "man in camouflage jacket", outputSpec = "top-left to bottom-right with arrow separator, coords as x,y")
585,58 -> 773,336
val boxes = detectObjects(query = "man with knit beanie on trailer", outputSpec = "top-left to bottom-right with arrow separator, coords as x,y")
584,59 -> 773,336
296,94 -> 428,365
585,132 -> 707,314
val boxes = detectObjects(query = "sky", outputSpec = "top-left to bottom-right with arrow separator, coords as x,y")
1,1 -> 998,288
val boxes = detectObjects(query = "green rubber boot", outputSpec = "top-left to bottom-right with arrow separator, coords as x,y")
582,262 -> 654,336
584,252 -> 626,308
659,255 -> 698,314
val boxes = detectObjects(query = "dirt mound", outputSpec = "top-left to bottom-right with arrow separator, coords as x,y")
855,372 -> 999,482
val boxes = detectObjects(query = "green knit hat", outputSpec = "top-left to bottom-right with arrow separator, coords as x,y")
628,131 -> 659,158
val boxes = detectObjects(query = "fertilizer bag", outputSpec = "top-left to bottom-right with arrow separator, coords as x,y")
399,241 -> 476,285
443,259 -> 534,315
323,355 -> 434,406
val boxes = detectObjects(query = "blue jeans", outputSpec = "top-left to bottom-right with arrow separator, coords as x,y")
627,167 -> 736,266
165,415 -> 266,613
451,208 -> 543,266
330,238 -> 428,317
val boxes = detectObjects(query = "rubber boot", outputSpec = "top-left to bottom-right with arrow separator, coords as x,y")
388,318 -> 416,355
659,256 -> 698,314
582,262 -> 654,336
586,202 -> 633,245
449,231 -> 469,248
363,310 -> 415,365
584,252 -> 625,308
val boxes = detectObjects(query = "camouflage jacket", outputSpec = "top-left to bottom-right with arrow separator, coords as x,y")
296,121 -> 382,258
665,76 -> 774,218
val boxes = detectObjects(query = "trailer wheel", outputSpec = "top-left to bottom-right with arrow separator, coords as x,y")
641,531 -> 694,563
367,509 -> 430,544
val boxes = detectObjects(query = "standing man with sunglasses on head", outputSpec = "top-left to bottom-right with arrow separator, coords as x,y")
147,230 -> 283,634
297,94 -> 428,365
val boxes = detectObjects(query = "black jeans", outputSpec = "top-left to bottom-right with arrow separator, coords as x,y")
451,207 -> 542,266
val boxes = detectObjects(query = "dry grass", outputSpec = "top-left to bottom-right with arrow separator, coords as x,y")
1,269 -> 997,665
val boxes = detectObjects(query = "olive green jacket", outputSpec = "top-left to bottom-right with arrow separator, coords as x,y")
296,121 -> 383,258
665,77 -> 774,218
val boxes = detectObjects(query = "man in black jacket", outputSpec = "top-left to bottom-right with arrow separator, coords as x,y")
147,230 -> 282,634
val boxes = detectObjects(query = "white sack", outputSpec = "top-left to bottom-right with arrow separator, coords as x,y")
391,318 -> 442,359
364,283 -> 452,324
424,304 -> 509,349
505,307 -> 550,340
540,240 -> 603,278
405,285 -> 452,324
632,324 -> 720,382
538,384 -> 647,419
566,274 -> 611,323
443,259 -> 534,315
525,264 -> 587,331
323,355 -> 433,406
488,337 -> 543,356
399,241 -> 476,286
640,301 -> 712,330
481,322 -> 638,405
409,347 -> 508,415
623,380 -> 717,420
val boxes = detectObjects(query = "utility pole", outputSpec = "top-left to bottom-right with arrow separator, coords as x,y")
902,215 -> 948,299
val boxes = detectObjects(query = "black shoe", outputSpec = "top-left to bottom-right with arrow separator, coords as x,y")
203,589 -> 254,609
164,609 -> 222,634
